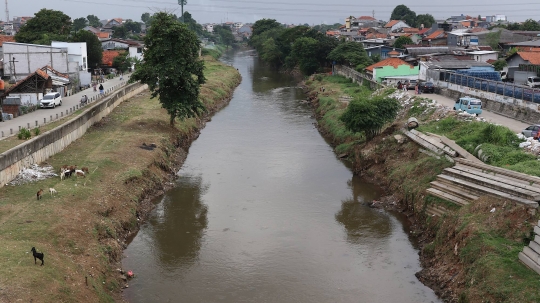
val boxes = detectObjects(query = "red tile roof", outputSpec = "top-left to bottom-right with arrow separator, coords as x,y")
5,69 -> 50,95
402,28 -> 419,33
365,57 -> 413,72
102,50 -> 121,66
516,47 -> 540,52
357,16 -> 377,21
518,52 -> 540,65
418,28 -> 430,35
425,30 -> 446,40
486,59 -> 497,64
366,33 -> 387,39
96,32 -> 111,39
0,35 -> 15,46
384,20 -> 401,28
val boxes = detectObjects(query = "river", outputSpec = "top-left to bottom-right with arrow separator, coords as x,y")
122,49 -> 440,303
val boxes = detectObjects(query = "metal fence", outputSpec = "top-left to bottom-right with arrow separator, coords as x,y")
426,69 -> 540,103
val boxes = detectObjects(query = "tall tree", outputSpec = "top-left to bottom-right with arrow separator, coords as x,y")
124,20 -> 142,34
87,14 -> 101,28
71,30 -> 103,70
522,19 -> 540,31
15,9 -> 72,44
213,25 -> 235,48
486,29 -> 502,50
130,12 -> 206,126
113,52 -> 132,72
327,41 -> 371,70
141,12 -> 151,24
251,19 -> 282,38
415,14 -> 435,28
390,5 -> 416,27
181,11 -> 203,35
290,37 -> 319,75
72,17 -> 88,32
393,36 -> 414,49
112,25 -> 128,39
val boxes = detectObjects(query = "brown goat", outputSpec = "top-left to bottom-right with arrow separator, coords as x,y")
36,189 -> 44,200
81,167 -> 89,174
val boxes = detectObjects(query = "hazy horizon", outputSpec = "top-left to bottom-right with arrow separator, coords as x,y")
6,0 -> 539,26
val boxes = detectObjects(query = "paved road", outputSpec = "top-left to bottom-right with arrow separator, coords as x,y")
408,91 -> 530,134
0,75 -> 130,140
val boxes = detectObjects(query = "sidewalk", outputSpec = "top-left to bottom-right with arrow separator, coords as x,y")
407,90 -> 530,134
0,75 -> 130,140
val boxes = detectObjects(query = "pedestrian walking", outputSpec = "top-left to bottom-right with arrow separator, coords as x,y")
99,84 -> 104,96
397,81 -> 402,90
92,82 -> 97,92
100,74 -> 104,83
403,81 -> 408,91
415,83 -> 419,95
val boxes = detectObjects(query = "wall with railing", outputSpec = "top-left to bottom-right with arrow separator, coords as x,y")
334,65 -> 384,90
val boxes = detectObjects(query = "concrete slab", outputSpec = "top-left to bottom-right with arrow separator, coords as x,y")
519,252 -> 540,275
455,158 -> 540,185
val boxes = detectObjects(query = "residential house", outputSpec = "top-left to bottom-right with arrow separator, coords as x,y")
423,30 -> 447,46
384,20 -> 411,32
103,18 -> 123,29
83,26 -> 100,35
0,35 -> 15,77
364,46 -> 405,60
238,25 -> 252,39
447,31 -> 480,47
506,51 -> 540,68
102,38 -> 141,50
418,55 -> 494,81
205,24 -> 214,33
96,32 -> 112,40
468,50 -> 498,63
362,38 -> 392,48
364,57 -> 419,83
128,44 -> 144,62
102,50 -> 121,70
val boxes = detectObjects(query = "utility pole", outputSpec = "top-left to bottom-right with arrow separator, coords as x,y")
178,0 -> 185,23
9,56 -> 18,83
372,10 -> 375,18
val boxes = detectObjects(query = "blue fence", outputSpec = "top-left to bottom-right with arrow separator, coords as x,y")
441,71 -> 540,103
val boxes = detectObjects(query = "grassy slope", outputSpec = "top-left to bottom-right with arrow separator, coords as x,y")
0,56 -> 241,303
305,74 -> 540,303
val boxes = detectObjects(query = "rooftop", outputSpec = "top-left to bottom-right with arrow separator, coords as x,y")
365,57 -> 413,72
517,51 -> 540,65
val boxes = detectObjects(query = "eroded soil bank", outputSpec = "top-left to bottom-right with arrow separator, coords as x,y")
303,74 -> 540,303
0,56 -> 241,302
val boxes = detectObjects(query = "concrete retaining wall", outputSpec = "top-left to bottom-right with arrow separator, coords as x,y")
0,82 -> 148,187
334,65 -> 383,90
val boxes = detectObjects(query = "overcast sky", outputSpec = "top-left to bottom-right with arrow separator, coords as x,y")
6,0 -> 539,25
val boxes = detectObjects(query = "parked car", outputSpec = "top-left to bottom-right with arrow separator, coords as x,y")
527,76 -> 540,88
419,81 -> 434,93
522,125 -> 540,138
40,92 -> 62,109
453,96 -> 482,116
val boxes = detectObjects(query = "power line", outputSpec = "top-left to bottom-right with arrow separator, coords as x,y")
60,0 -> 540,18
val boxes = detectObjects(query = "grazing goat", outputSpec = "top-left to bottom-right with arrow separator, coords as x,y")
30,247 -> 44,266
75,169 -> 86,178
81,167 -> 89,174
36,189 -> 44,200
49,188 -> 57,196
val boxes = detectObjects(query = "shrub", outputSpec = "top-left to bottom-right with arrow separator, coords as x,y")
17,128 -> 31,140
33,127 -> 41,136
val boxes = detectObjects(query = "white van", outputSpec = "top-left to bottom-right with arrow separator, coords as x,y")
40,92 -> 62,108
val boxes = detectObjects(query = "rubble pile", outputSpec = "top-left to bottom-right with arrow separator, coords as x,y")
518,134 -> 540,155
8,164 -> 58,186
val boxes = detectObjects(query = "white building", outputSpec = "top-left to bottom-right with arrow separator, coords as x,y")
128,44 -> 144,62
468,51 -> 498,63
205,24 -> 214,33
3,42 -> 91,86
51,41 -> 91,86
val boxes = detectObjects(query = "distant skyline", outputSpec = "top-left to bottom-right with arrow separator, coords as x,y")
6,0 -> 539,25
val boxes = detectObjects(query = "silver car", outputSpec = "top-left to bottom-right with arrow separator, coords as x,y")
522,125 -> 540,138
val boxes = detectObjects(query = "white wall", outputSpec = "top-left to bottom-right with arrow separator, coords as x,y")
3,42 -> 70,79
10,93 -> 43,105
128,46 -> 144,62
51,41 -> 88,71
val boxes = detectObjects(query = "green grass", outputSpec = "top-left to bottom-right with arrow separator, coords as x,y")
418,117 -> 540,176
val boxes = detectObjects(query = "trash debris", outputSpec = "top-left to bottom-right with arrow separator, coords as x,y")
490,208 -> 496,213
8,164 -> 58,186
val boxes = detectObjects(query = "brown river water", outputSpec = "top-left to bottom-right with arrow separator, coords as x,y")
122,49 -> 441,303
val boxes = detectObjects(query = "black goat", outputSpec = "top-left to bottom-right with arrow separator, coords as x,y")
30,247 -> 44,266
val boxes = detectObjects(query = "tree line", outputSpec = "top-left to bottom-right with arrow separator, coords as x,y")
250,19 -> 374,75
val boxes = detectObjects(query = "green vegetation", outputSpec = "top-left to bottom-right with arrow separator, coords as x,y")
17,128 -> 31,140
15,9 -> 72,44
418,117 -> 540,175
340,93 -> 400,140
130,12 -> 206,126
393,36 -> 414,49
250,19 -> 341,75
390,5 -> 435,28
327,42 -> 372,70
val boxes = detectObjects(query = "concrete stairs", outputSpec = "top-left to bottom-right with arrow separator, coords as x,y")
519,221 -> 540,275
403,129 -> 540,217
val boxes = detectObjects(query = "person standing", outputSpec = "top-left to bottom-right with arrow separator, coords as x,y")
99,84 -> 104,96
415,83 -> 419,95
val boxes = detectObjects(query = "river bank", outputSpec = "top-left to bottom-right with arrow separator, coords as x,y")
303,74 -> 540,302
0,56 -> 241,302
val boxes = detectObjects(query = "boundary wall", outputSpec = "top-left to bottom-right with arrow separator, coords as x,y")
0,82 -> 148,187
